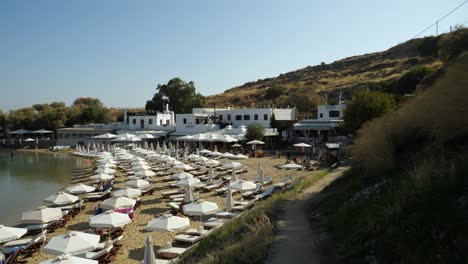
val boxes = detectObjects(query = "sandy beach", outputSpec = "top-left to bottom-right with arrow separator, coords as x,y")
20,152 -> 313,263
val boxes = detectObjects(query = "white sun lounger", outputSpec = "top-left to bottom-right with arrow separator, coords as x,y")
1,230 -> 48,254
184,228 -> 211,236
76,245 -> 113,260
157,246 -> 188,259
161,189 -> 183,197
254,185 -> 276,200
173,234 -> 202,245
273,176 -> 293,189
202,218 -> 225,229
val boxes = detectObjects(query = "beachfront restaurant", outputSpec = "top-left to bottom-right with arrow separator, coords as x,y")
56,127 -> 113,146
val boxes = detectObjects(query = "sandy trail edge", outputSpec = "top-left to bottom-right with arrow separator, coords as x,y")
265,164 -> 351,264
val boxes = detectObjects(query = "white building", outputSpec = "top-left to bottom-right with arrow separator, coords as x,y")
172,107 -> 295,138
293,102 -> 346,141
127,105 -> 175,130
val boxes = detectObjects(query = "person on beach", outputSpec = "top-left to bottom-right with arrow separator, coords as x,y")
98,182 -> 104,192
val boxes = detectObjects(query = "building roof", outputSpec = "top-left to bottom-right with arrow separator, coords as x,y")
293,120 -> 343,131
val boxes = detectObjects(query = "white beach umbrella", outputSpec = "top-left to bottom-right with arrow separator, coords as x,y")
44,192 -> 79,206
133,164 -> 151,171
21,206 -> 63,224
146,214 -> 190,232
142,236 -> 157,264
183,200 -> 219,216
166,160 -> 183,166
95,167 -> 115,174
112,187 -> 142,199
223,161 -> 242,169
170,172 -> 194,180
279,163 -> 304,170
258,166 -> 266,185
225,188 -> 234,211
65,183 -> 96,194
97,163 -> 116,169
134,170 -> 156,177
100,196 -> 136,210
43,231 -> 100,256
199,149 -> 212,154
125,179 -> 150,189
230,180 -> 257,191
172,164 -> 194,171
206,167 -> 214,183
40,254 -> 98,264
89,173 -> 114,182
89,210 -> 132,229
92,133 -> 117,139
24,138 -> 35,142
221,152 -> 234,159
231,154 -> 248,160
176,177 -> 201,187
204,159 -> 220,167
0,225 -> 27,243
138,134 -> 155,139
293,142 -> 312,148
187,154 -> 200,160
209,151 -> 222,157
246,140 -> 265,145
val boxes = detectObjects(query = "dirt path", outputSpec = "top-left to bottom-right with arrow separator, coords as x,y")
266,164 -> 351,264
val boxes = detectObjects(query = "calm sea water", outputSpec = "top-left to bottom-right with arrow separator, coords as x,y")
0,151 -> 89,225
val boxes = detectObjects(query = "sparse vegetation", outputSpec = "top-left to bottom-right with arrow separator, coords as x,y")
179,171 -> 329,264
317,52 -> 468,263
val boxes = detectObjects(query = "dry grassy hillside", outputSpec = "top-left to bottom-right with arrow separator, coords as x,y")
206,36 -> 444,107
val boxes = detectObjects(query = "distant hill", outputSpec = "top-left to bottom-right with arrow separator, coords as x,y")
206,34 -> 447,108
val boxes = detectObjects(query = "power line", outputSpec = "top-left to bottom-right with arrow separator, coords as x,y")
412,0 -> 468,39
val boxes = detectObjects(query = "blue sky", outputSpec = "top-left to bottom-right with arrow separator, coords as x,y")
1,0 -> 467,111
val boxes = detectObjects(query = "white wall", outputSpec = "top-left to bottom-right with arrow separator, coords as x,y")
128,113 -> 175,130
216,109 -> 273,128
175,114 -> 220,135
317,104 -> 346,121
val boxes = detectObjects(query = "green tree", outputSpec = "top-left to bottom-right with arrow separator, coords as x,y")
0,110 -> 6,134
396,66 -> 435,94
7,108 -> 38,130
245,123 -> 265,141
36,102 -> 69,130
145,78 -> 205,114
264,86 -> 284,101
67,97 -> 111,125
344,89 -> 395,133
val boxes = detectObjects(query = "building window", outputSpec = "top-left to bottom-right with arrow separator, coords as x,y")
329,111 -> 340,118
132,119 -> 136,124
219,115 -> 223,121
196,119 -> 200,124
235,115 -> 242,121
254,114 -> 258,120
319,113 -> 323,118
183,118 -> 187,124
244,115 -> 250,120
149,119 -> 153,125
166,120 -> 170,125
227,114 -> 231,121
264,114 -> 268,120
160,120 -> 163,125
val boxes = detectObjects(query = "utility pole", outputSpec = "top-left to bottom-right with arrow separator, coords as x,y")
436,20 -> 439,36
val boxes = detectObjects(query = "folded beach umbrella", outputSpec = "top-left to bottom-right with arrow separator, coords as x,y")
170,172 -> 193,180
65,183 -> 95,194
44,192 -> 79,206
43,231 -> 100,256
134,170 -> 156,178
88,211 -> 131,229
89,173 -> 114,182
184,187 -> 194,203
21,206 -> 63,224
0,225 -> 28,243
183,200 -> 219,216
230,180 -> 257,192
95,167 -> 115,174
40,254 -> 98,264
142,237 -> 157,264
125,179 -> 150,188
146,214 -> 190,232
225,188 -> 234,211
223,161 -> 242,169
100,196 -> 136,210
176,177 -> 200,187
112,187 -> 142,199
